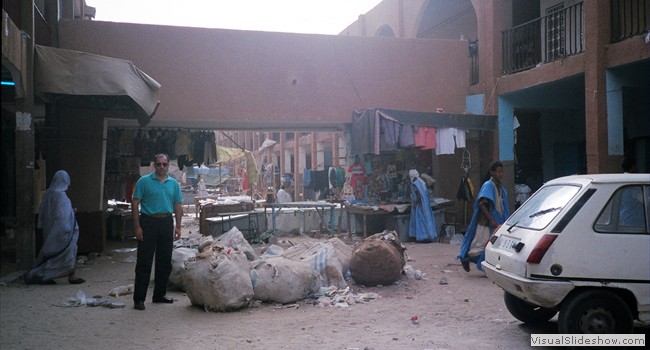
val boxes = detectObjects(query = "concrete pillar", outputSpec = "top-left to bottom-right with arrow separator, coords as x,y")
293,134 -> 300,199
15,0 -> 35,270
311,133 -> 317,169
332,132 -> 340,167
583,1 -> 610,173
280,132 -> 286,174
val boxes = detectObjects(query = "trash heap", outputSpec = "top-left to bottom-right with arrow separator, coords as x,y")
170,227 -> 409,312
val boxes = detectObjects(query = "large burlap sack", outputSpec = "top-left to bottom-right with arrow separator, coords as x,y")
213,226 -> 258,261
282,241 -> 347,289
326,237 -> 353,277
250,256 -> 321,304
349,231 -> 406,286
183,249 -> 254,311
169,247 -> 198,291
259,244 -> 285,259
197,235 -> 215,252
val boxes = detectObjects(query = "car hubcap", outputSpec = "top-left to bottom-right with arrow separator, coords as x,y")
579,307 -> 614,333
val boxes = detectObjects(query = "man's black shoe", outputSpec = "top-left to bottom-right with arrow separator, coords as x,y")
134,301 -> 145,310
152,296 -> 174,304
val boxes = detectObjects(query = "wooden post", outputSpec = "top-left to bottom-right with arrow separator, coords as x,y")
332,132 -> 340,167
311,133 -> 317,169
293,133 -> 300,200
279,132 -> 286,179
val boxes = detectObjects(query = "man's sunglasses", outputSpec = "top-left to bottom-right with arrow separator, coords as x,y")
155,162 -> 169,167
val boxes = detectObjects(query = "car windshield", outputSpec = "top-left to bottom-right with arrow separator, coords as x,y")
507,184 -> 581,230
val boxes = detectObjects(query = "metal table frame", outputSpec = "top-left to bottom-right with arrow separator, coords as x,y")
206,209 -> 265,242
264,202 -> 337,237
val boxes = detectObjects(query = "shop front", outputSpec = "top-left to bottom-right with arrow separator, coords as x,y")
343,108 -> 498,239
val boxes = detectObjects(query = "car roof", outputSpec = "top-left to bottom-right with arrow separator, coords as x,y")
544,173 -> 650,186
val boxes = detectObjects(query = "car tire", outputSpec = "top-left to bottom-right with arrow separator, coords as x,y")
503,291 -> 557,324
558,290 -> 633,334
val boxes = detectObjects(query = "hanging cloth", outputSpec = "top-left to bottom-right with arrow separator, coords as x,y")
435,128 -> 456,155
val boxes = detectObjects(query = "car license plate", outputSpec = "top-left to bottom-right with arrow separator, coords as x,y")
497,235 -> 520,251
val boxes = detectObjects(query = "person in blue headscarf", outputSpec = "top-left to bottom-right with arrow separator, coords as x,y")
25,170 -> 85,284
458,161 -> 510,272
407,169 -> 437,242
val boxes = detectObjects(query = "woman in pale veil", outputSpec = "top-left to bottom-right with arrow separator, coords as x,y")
25,170 -> 85,284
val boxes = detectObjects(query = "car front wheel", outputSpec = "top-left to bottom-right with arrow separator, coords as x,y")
558,290 -> 633,334
503,291 -> 558,324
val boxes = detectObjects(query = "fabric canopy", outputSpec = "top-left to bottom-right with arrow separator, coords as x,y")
350,108 -> 497,156
34,45 -> 160,126
215,145 -> 258,187
215,145 -> 247,164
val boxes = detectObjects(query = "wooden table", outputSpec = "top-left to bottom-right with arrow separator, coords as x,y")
344,205 -> 393,238
199,201 -> 255,235
108,209 -> 133,241
345,199 -> 454,238
194,195 -> 221,218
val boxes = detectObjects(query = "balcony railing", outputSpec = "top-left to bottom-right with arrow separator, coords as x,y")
611,0 -> 650,42
2,1 -> 52,46
502,2 -> 584,74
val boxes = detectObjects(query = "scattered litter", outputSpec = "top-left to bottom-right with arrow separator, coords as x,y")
62,290 -> 88,307
109,301 -> 126,309
108,284 -> 134,297
121,255 -> 137,263
449,234 -> 463,245
58,290 -> 126,309
113,248 -> 137,253
311,286 -> 379,308
439,277 -> 448,285
403,265 -> 424,280
267,303 -> 300,310
411,315 -> 419,324
86,298 -> 111,307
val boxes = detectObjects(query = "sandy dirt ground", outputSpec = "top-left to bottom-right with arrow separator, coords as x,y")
1,214 -> 645,350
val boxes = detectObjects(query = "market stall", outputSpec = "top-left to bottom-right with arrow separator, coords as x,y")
344,108 -> 498,238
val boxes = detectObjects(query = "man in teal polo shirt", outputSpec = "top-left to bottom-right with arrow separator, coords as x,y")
131,153 -> 183,311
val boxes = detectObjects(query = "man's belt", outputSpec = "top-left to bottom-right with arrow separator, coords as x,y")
142,213 -> 172,219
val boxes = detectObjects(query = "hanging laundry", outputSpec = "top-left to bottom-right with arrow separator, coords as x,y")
436,128 -> 456,155
336,166 -> 345,189
453,128 -> 466,148
456,174 -> 475,202
380,118 -> 400,152
328,167 -> 337,189
414,126 -> 437,150
513,116 -> 520,145
399,124 -> 416,147
348,157 -> 367,201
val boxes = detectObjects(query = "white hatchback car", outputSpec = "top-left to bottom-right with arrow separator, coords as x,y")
483,173 -> 649,334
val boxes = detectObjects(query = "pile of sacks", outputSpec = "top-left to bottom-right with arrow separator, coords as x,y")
171,227 -> 353,312
171,228 -> 407,312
